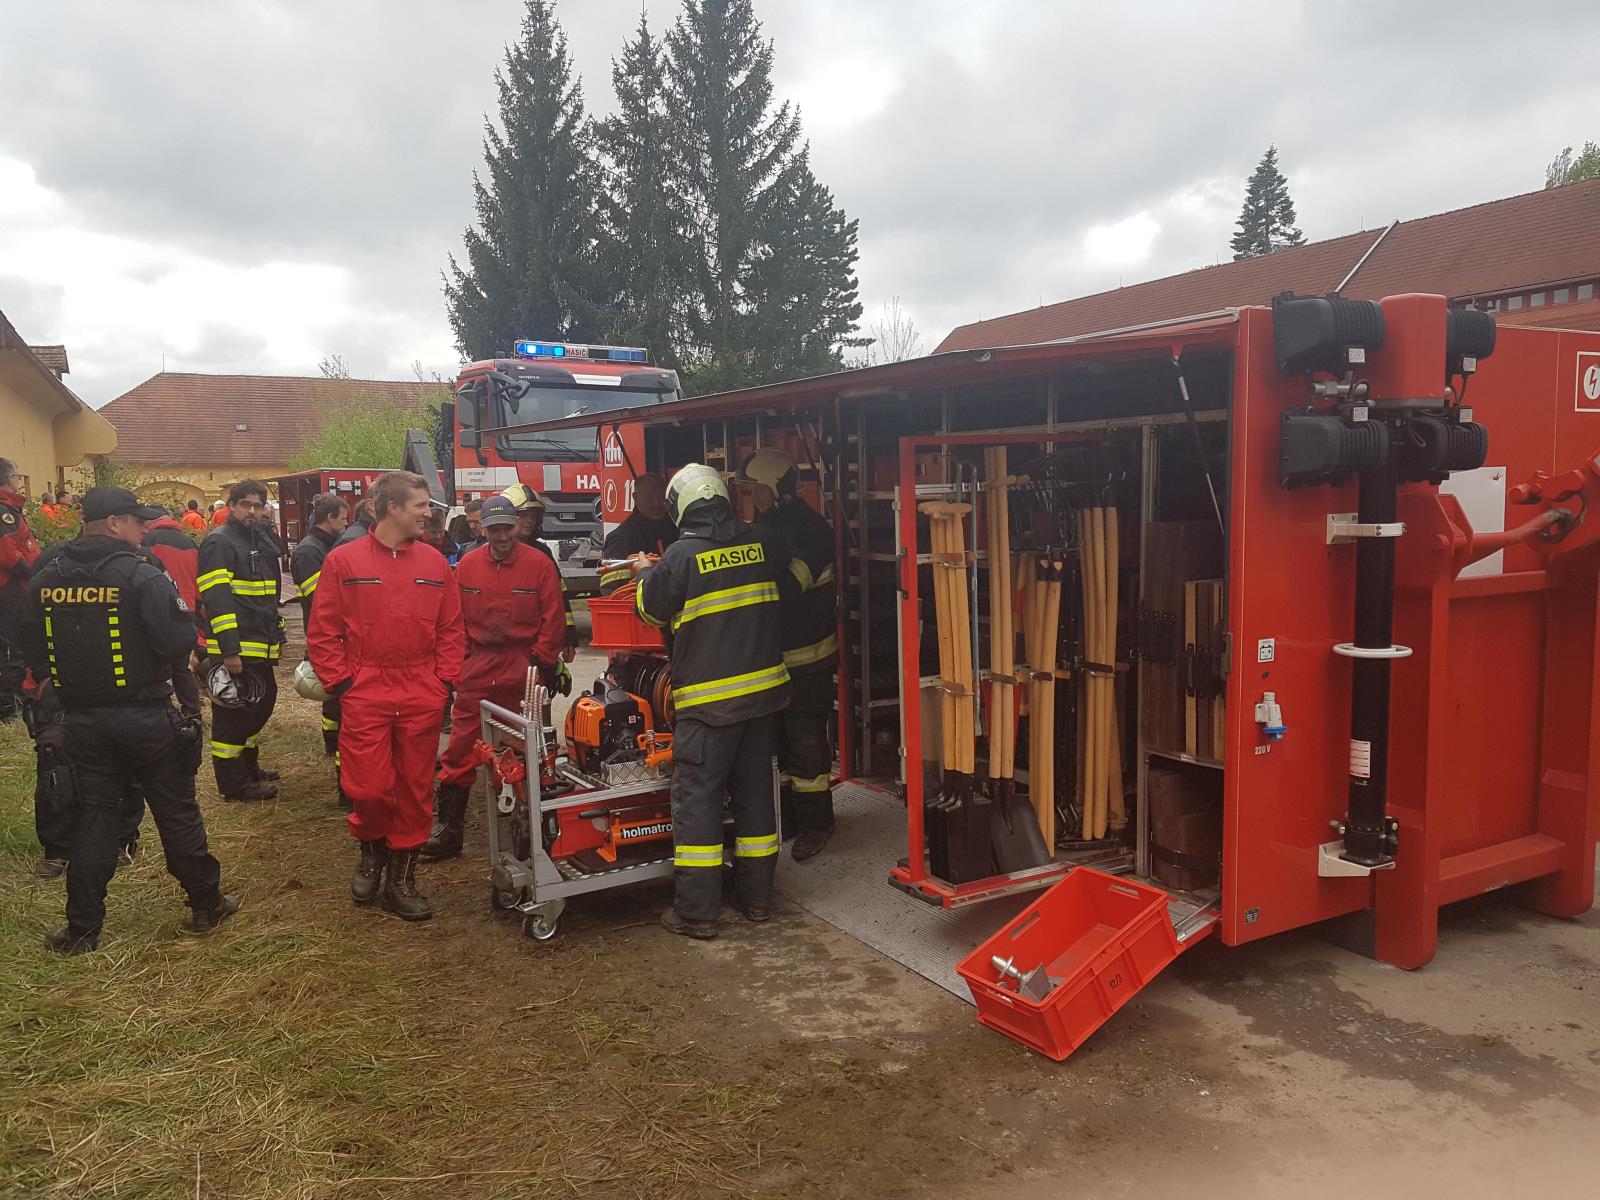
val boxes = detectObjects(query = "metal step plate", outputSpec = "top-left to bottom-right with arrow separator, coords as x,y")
777,782 -> 1032,1003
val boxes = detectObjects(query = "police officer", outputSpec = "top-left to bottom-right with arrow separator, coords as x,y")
0,457 -> 42,722
198,479 -> 284,800
17,487 -> 237,954
635,464 -> 796,939
598,473 -> 678,595
736,449 -> 839,861
290,493 -> 349,803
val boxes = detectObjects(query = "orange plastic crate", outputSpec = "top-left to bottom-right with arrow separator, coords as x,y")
587,591 -> 665,652
957,869 -> 1181,1061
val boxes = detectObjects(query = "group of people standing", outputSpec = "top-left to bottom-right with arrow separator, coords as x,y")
0,446 -> 839,952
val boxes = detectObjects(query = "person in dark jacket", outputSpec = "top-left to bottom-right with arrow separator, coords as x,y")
635,464 -> 797,939
736,450 -> 839,861
197,479 -> 284,800
599,473 -> 678,595
17,487 -> 237,954
290,494 -> 348,800
0,457 -> 41,723
335,497 -> 376,548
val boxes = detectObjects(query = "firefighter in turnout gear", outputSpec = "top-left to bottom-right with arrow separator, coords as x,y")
197,479 -> 284,800
599,473 -> 678,595
502,483 -> 579,662
17,487 -> 237,954
290,493 -> 349,803
635,464 -> 797,939
737,449 -> 838,861
423,495 -> 564,861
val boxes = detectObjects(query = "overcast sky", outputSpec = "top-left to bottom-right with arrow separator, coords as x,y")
2,0 -> 1595,406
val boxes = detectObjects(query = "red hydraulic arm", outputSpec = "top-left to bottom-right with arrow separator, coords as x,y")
1442,446 -> 1600,572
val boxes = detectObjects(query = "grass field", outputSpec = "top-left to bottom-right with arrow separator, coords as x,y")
0,686 -> 786,1199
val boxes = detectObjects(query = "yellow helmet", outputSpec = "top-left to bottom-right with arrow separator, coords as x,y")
736,448 -> 798,497
665,463 -> 729,525
500,483 -> 545,512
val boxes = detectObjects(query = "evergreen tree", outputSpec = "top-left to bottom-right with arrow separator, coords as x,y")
1230,145 -> 1306,261
595,10 -> 686,366
1546,141 -> 1600,188
665,0 -> 861,392
445,0 -> 603,358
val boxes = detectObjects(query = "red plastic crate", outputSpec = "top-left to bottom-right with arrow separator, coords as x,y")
957,869 -> 1181,1061
587,592 -> 665,652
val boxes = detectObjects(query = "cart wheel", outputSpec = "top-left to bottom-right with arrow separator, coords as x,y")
491,885 -> 519,912
523,912 -> 561,941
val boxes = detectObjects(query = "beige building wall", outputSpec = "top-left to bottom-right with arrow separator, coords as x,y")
0,354 -> 117,496
128,463 -> 292,504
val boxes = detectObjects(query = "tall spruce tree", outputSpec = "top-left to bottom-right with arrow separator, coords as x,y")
665,0 -> 861,393
445,0 -> 602,358
1230,145 -> 1306,261
595,10 -> 685,366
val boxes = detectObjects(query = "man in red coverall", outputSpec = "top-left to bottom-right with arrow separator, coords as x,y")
421,494 -> 564,861
0,458 -> 43,722
306,471 -> 464,923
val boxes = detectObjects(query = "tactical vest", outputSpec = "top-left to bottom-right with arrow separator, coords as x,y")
34,551 -> 171,707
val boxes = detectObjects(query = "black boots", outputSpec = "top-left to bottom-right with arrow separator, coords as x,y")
183,894 -> 241,935
420,784 -> 469,861
381,849 -> 433,922
351,839 -> 385,905
223,780 -> 278,803
791,826 -> 834,862
44,925 -> 100,955
660,907 -> 718,940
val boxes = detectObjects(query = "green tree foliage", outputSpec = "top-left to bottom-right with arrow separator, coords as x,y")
595,11 -> 687,367
664,0 -> 862,393
445,0 -> 604,359
1231,145 -> 1306,261
289,390 -> 444,473
1545,141 -> 1600,188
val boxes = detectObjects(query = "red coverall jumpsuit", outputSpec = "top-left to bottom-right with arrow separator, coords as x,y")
306,534 -> 465,850
438,540 -> 565,788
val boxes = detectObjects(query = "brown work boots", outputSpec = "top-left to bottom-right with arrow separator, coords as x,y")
381,848 -> 433,922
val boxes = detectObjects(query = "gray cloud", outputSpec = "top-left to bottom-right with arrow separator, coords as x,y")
0,0 -> 1595,404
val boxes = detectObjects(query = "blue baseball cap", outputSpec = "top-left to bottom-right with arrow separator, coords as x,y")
478,495 -> 519,527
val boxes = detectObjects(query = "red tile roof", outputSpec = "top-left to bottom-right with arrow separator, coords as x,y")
98,372 -> 444,466
936,178 -> 1600,352
1492,296 -> 1600,330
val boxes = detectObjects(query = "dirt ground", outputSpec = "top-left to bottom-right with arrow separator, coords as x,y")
3,608 -> 1597,1198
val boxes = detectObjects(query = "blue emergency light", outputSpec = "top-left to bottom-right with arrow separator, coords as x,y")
512,340 -> 649,364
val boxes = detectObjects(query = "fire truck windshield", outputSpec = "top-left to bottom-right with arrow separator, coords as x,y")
492,385 -> 618,461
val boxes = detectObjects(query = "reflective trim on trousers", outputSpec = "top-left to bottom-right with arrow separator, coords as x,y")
211,740 -> 246,759
673,843 -> 724,868
735,833 -> 779,858
792,772 -> 831,793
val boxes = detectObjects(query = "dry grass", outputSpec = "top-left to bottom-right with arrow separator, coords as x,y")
0,681 -> 786,1199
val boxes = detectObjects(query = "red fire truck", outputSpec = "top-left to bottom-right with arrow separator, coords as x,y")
450,341 -> 679,590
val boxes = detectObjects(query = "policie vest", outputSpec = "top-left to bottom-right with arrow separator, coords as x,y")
33,550 -> 176,707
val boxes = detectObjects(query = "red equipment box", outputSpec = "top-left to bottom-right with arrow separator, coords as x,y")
587,592 -> 665,652
957,870 -> 1187,1061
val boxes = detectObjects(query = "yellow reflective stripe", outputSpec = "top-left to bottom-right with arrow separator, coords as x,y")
600,567 -> 631,587
735,834 -> 779,858
238,641 -> 281,660
244,734 -> 260,749
783,632 -> 837,669
229,579 -> 277,596
814,564 -> 834,588
792,773 -> 831,794
197,568 -> 232,591
789,557 -> 813,590
298,571 -> 320,596
673,844 -> 724,867
672,582 -> 779,631
673,663 -> 790,709
210,740 -> 246,758
321,716 -> 339,731
210,613 -> 240,632
565,610 -> 576,626
636,584 -> 667,628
